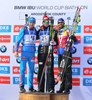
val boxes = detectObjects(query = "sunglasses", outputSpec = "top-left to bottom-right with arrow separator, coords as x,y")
58,22 -> 64,24
43,20 -> 49,23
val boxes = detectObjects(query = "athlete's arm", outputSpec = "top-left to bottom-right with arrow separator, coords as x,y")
71,35 -> 79,45
14,28 -> 25,57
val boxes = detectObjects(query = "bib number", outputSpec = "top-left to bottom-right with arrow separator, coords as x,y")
41,35 -> 49,44
30,35 -> 36,44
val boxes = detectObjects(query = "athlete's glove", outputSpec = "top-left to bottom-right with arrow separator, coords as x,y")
71,35 -> 77,42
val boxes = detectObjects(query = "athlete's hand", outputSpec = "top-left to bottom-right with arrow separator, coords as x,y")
71,35 -> 77,42
14,52 -> 19,57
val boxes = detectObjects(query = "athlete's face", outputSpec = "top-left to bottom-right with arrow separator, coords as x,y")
28,22 -> 35,28
42,20 -> 49,27
58,21 -> 64,29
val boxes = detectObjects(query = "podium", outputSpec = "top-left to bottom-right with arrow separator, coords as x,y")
19,92 -> 69,100
50,93 -> 69,100
19,93 -> 24,100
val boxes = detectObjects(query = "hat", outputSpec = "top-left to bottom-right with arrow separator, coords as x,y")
28,17 -> 36,23
58,18 -> 65,23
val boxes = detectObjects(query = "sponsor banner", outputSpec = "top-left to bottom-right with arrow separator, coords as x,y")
83,46 -> 92,54
33,77 -> 38,85
14,25 -> 24,32
0,56 -> 10,63
13,77 -> 27,84
84,26 -> 92,33
72,57 -> 80,65
83,68 -> 92,75
53,46 -> 58,54
36,40 -> 40,43
54,25 -> 58,29
13,45 -> 22,53
0,76 -> 10,84
54,56 -> 58,64
0,25 -> 11,32
0,35 -> 11,43
76,36 -> 81,43
13,66 -> 27,74
83,78 -> 92,86
35,40 -> 39,46
72,78 -> 80,86
54,67 -> 58,75
35,56 -> 38,64
84,36 -> 92,44
19,12 -> 75,20
72,68 -> 80,75
0,66 -> 10,74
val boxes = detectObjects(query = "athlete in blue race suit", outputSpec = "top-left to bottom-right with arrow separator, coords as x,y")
14,17 -> 37,93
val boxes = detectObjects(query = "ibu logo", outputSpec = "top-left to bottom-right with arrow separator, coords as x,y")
0,66 -> 10,74
13,77 -> 27,84
84,36 -> 92,44
72,68 -> 80,75
83,78 -> 92,86
0,25 -> 11,32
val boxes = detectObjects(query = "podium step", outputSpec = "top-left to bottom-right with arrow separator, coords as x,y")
23,93 -> 50,100
50,93 -> 69,100
19,93 -> 24,100
19,92 -> 69,100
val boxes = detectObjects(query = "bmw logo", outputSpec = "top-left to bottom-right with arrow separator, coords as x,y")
72,46 -> 77,54
34,67 -> 38,74
0,45 -> 7,53
87,57 -> 92,65
16,57 -> 21,63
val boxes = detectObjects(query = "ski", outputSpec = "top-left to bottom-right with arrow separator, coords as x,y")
55,7 -> 81,84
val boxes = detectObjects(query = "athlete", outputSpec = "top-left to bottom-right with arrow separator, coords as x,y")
56,18 -> 79,94
37,14 -> 56,93
14,17 -> 37,93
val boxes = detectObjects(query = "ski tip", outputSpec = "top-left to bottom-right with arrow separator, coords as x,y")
44,11 -> 47,16
25,14 -> 28,17
79,7 -> 81,11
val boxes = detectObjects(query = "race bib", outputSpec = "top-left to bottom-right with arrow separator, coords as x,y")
30,35 -> 36,44
23,35 -> 36,45
40,35 -> 49,45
